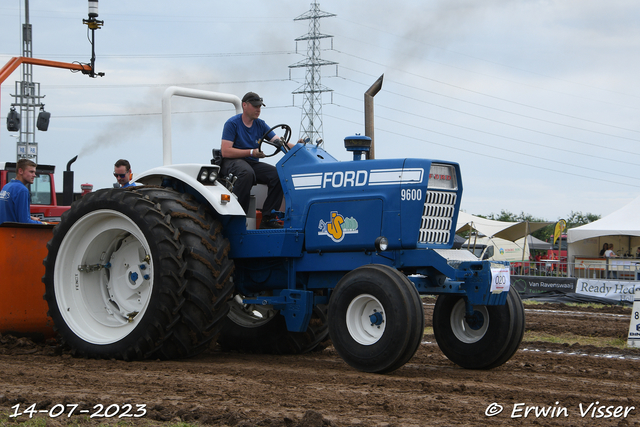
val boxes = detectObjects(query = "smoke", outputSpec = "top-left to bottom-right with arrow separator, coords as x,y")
76,67 -> 229,160
330,0 -> 512,67
76,84 -> 162,158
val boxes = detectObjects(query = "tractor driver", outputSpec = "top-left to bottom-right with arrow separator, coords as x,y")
0,158 -> 43,224
220,92 -> 296,229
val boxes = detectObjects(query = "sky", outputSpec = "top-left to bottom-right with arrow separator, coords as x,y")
1,0 -> 639,222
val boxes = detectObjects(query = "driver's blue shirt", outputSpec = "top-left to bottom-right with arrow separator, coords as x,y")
221,114 -> 275,161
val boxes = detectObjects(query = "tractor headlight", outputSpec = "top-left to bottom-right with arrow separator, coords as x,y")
375,236 -> 389,252
428,163 -> 457,190
197,167 -> 219,185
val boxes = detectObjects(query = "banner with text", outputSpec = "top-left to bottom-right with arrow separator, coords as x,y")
575,279 -> 636,304
511,276 -> 577,297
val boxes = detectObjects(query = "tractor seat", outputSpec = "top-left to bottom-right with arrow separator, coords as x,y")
212,148 -> 270,230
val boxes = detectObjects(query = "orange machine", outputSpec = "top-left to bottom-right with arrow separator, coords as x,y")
0,223 -> 56,338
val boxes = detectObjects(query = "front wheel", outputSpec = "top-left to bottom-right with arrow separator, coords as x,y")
328,265 -> 424,374
217,295 -> 329,354
432,286 -> 525,369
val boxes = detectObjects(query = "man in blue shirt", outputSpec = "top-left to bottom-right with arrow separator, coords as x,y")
220,92 -> 294,229
114,159 -> 136,188
0,158 -> 43,224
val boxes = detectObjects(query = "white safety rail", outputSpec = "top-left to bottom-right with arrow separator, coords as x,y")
161,86 -> 242,166
508,261 -> 640,281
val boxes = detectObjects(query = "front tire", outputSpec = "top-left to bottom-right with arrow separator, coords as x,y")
218,295 -> 329,354
328,265 -> 424,374
432,286 -> 525,369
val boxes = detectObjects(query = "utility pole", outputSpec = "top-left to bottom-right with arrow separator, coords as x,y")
289,2 -> 337,147
2,1 -> 104,157
10,0 -> 46,163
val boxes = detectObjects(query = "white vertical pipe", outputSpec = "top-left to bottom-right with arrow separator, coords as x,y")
162,86 -> 242,166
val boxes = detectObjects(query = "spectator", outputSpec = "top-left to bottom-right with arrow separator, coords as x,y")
114,159 -> 136,188
599,243 -> 608,257
604,244 -> 617,258
0,158 -> 43,224
604,243 -> 617,279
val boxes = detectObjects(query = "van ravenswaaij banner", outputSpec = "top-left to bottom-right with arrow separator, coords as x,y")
512,275 -> 636,305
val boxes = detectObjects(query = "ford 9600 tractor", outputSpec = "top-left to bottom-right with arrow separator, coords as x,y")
42,87 -> 524,373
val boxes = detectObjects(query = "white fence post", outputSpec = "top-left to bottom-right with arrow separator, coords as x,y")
627,284 -> 640,348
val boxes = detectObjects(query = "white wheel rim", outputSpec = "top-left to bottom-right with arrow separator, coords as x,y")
450,299 -> 489,344
227,294 -> 278,328
54,210 -> 154,345
345,294 -> 386,345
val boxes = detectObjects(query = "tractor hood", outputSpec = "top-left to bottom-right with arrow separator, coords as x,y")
278,143 -> 462,252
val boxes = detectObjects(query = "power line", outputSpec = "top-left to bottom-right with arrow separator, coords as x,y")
333,16 -> 640,103
0,50 -> 296,60
324,107 -> 640,189
334,91 -> 640,168
5,78 -> 295,90
327,101 -> 640,181
336,53 -> 640,136
333,71 -> 640,157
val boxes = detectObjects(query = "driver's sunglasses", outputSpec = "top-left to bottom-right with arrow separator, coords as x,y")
113,173 -> 127,178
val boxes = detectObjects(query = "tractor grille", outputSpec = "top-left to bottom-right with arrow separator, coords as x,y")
418,190 -> 457,244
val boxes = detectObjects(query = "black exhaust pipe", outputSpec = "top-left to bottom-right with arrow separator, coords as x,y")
63,155 -> 78,206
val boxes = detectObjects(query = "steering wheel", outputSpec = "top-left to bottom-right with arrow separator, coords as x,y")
258,124 -> 292,157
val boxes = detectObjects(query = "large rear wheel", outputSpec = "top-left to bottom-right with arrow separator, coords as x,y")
327,264 -> 424,374
43,187 -> 234,360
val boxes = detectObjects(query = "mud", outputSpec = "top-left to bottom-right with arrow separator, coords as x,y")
1,301 -> 639,426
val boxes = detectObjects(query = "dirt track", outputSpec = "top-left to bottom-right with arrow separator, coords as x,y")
1,302 -> 639,427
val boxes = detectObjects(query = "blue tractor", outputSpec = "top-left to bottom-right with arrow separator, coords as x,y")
43,87 -> 524,373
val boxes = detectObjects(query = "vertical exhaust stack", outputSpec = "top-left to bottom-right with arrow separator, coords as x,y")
364,74 -> 384,159
63,155 -> 78,206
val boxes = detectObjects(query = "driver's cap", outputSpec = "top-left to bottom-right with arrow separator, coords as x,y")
242,92 -> 265,107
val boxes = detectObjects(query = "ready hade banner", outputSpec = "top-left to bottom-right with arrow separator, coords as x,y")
575,279 -> 636,304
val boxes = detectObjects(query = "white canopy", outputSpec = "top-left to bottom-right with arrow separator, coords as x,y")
456,212 -> 552,242
567,195 -> 640,243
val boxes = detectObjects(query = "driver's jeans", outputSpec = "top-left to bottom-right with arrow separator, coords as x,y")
220,158 -> 283,216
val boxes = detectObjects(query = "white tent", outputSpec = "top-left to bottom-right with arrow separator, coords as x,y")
568,195 -> 640,261
456,212 -> 553,263
456,212 -> 551,241
568,195 -> 640,243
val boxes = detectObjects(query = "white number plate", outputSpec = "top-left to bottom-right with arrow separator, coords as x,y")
490,267 -> 510,293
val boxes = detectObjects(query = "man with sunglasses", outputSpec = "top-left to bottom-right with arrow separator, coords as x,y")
113,159 -> 136,188
220,92 -> 295,229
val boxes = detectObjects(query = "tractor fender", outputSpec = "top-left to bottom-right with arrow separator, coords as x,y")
135,164 -> 246,216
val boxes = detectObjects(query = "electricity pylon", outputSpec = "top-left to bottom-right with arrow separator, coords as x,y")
289,2 -> 336,147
